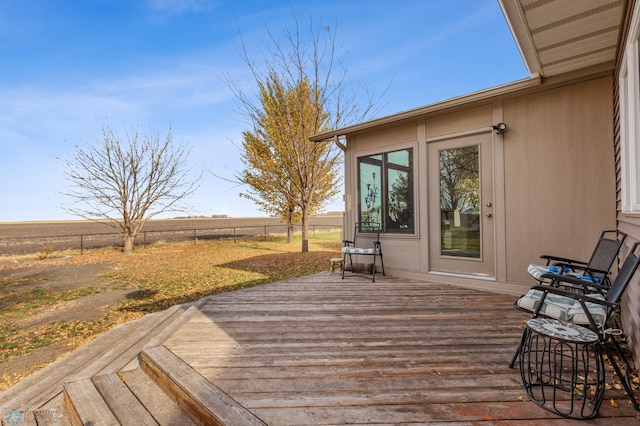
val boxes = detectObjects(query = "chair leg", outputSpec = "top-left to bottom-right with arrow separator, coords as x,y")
379,253 -> 385,276
341,253 -> 348,280
372,255 -> 376,283
602,337 -> 640,410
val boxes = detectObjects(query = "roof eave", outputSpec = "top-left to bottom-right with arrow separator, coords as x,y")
310,75 -> 542,142
497,0 -> 542,76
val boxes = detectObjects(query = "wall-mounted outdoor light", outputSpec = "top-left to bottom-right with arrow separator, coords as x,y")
492,122 -> 507,135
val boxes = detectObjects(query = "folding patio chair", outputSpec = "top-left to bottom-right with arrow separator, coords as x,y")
510,242 -> 640,411
342,221 -> 385,282
527,230 -> 626,292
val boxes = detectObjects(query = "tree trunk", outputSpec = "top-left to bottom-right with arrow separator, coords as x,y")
301,210 -> 309,253
286,224 -> 294,244
123,234 -> 135,254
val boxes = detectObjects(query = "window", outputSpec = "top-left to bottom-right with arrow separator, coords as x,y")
358,147 -> 414,233
620,1 -> 640,214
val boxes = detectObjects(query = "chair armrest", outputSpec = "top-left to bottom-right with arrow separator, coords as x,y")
540,254 -> 587,266
342,240 -> 354,246
531,285 -> 617,309
551,263 -> 610,282
540,272 -> 609,293
551,263 -> 609,275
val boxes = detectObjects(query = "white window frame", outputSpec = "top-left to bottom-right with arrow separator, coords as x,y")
620,1 -> 640,214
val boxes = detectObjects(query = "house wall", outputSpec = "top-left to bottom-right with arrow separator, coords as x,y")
344,74 -> 616,294
502,76 -> 617,283
614,0 -> 640,361
425,104 -> 493,138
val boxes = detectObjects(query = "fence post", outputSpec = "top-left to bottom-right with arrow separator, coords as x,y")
144,231 -> 147,246
233,227 -> 236,243
80,234 -> 84,255
264,225 -> 267,239
194,229 -> 197,245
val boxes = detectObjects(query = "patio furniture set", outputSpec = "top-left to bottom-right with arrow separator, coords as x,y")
510,230 -> 640,419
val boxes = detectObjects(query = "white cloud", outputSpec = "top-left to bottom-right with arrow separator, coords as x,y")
145,0 -> 219,22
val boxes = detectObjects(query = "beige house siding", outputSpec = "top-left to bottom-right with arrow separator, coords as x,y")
503,76 -> 617,283
425,104 -> 493,139
615,0 -> 640,362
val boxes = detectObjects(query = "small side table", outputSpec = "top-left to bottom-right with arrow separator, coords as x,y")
519,318 -> 605,419
329,258 -> 343,275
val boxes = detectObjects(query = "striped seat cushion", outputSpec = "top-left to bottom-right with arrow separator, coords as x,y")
516,289 -> 607,326
527,263 -> 600,283
342,247 -> 378,255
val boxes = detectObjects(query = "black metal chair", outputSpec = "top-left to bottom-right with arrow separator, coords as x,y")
342,222 -> 384,282
511,242 -> 640,411
527,230 -> 626,292
511,230 -> 627,376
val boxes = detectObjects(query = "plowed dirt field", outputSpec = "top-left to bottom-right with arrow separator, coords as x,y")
0,216 -> 342,256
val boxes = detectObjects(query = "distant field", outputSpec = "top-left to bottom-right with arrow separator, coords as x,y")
0,216 -> 343,256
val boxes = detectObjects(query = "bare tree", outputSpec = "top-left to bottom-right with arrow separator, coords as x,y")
62,124 -> 201,254
228,10 -> 389,252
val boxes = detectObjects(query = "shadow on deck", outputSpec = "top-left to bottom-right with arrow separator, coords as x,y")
1,273 -> 638,425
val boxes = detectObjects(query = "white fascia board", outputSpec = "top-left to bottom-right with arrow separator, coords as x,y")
497,0 -> 542,76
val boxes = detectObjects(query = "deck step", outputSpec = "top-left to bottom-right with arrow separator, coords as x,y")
91,374 -> 159,426
140,345 -> 266,426
63,341 -> 263,426
118,368 -> 196,426
63,368 -> 197,426
0,302 -> 200,415
63,379 -> 120,426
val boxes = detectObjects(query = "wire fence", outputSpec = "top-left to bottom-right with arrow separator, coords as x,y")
0,224 -> 343,256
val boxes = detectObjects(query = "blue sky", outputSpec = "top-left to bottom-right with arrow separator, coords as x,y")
0,0 -> 529,222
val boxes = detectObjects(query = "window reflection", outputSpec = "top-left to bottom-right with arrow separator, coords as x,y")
358,148 -> 414,233
359,156 -> 381,223
439,145 -> 480,258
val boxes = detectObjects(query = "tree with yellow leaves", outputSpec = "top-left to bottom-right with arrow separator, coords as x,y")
229,10 -> 388,252
239,74 -> 339,247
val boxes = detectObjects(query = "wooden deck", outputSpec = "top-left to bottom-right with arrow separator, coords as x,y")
1,273 -> 638,425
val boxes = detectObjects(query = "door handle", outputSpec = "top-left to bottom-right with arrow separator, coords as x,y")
485,212 -> 492,218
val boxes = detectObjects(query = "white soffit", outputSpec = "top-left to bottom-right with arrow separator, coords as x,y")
500,0 -> 626,77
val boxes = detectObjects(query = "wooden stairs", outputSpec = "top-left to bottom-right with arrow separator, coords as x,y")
62,346 -> 265,425
0,297 -> 264,426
